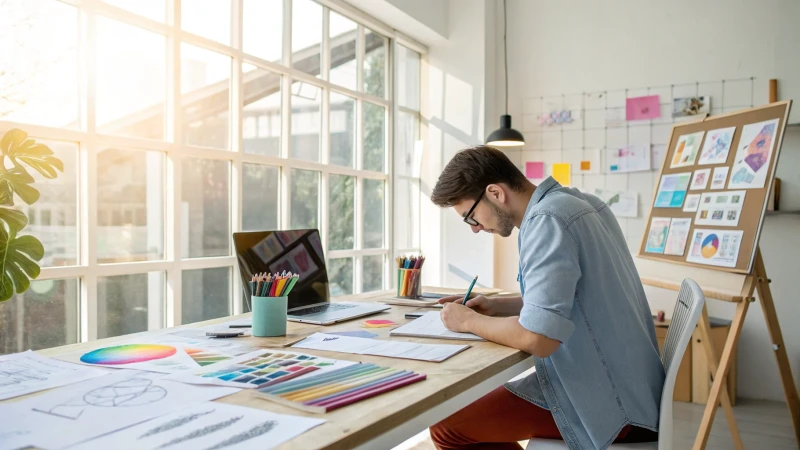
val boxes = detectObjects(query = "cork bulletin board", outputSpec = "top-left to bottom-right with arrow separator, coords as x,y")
638,101 -> 792,274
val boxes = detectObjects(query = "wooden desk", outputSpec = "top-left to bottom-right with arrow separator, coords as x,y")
23,290 -> 534,450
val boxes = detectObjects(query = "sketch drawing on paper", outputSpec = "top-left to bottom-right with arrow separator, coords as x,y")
0,361 -> 50,393
157,416 -> 243,448
139,409 -> 215,439
33,377 -> 167,420
205,421 -> 280,450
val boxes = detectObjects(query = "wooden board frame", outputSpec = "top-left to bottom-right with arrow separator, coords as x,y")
638,101 -> 792,273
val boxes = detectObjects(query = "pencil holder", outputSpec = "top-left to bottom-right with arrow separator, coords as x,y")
252,296 -> 288,337
396,268 -> 422,298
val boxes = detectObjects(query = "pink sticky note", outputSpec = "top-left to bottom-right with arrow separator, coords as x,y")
525,161 -> 545,179
626,95 -> 661,121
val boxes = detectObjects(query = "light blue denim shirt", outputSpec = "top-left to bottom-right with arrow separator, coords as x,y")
504,177 -> 664,450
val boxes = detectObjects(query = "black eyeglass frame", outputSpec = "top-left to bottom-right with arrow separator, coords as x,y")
463,190 -> 485,226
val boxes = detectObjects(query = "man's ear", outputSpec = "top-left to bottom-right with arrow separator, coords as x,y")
486,184 -> 506,204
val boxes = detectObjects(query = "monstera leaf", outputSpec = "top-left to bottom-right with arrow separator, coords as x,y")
0,166 -> 39,206
0,207 -> 28,232
0,226 -> 44,301
0,128 -> 63,179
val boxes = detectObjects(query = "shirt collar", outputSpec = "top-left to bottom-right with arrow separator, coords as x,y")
523,176 -> 561,220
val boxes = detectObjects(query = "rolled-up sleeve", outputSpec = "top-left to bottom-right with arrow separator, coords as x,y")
518,213 -> 581,343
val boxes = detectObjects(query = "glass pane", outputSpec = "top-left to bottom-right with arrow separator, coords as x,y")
362,255 -> 384,292
363,29 -> 385,98
96,17 -> 165,140
329,12 -> 357,90
182,268 -> 230,324
395,111 -> 420,176
328,175 -> 354,250
181,43 -> 231,149
290,82 -> 321,161
181,0 -> 231,45
98,272 -> 164,339
242,164 -> 279,231
362,102 -> 385,172
102,0 -> 166,22
328,258 -> 353,296
330,93 -> 355,167
291,0 -> 322,76
289,169 -> 319,229
182,158 -> 230,258
243,0 -> 282,62
394,178 -> 420,249
362,179 -> 384,248
0,0 -> 79,128
97,149 -> 164,263
15,140 -> 78,267
0,279 -> 78,354
397,45 -> 420,110
243,64 -> 281,157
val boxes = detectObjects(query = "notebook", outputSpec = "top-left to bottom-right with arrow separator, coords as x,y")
390,311 -> 485,341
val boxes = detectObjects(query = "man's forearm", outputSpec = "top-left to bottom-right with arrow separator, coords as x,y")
491,295 -> 523,316
465,314 -> 560,357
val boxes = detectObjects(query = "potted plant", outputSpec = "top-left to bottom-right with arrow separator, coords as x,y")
0,128 -> 64,301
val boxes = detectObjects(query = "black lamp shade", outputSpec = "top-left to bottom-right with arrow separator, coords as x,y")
486,115 -> 525,147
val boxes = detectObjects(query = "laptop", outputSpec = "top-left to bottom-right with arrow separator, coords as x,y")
233,229 -> 390,325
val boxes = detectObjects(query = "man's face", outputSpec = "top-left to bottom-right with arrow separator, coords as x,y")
454,192 -> 515,237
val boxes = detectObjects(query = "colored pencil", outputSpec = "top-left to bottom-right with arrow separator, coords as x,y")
258,366 -> 319,388
316,373 -> 426,412
260,364 -> 376,395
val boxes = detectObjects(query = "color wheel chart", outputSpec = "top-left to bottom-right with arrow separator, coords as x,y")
201,352 -> 341,388
80,344 -> 176,365
257,363 -> 427,413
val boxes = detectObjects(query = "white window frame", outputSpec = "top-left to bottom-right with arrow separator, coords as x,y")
0,0 -> 426,346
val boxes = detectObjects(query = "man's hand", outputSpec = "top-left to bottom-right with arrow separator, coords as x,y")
437,294 -> 495,316
441,302 -> 479,333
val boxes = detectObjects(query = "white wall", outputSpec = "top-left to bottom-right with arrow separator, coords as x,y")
493,0 -> 800,401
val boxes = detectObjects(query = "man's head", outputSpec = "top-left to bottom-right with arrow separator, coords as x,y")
431,145 -> 531,237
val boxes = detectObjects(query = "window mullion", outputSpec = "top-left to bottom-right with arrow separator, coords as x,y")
231,0 -> 244,314
166,0 -> 182,327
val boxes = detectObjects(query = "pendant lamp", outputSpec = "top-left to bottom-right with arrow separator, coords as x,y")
486,0 -> 524,147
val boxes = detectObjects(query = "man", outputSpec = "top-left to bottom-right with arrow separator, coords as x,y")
428,146 -> 663,450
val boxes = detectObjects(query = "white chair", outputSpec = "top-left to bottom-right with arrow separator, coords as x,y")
526,279 -> 706,450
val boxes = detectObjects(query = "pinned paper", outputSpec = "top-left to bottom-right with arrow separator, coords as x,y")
626,95 -> 661,121
525,161 -> 545,179
552,163 -> 571,186
580,161 -> 591,171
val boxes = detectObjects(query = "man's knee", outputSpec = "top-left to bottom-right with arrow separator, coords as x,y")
429,418 -> 465,450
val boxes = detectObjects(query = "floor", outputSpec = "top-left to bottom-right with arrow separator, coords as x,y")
393,399 -> 798,450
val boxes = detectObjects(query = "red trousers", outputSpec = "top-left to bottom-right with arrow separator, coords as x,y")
429,386 -> 657,450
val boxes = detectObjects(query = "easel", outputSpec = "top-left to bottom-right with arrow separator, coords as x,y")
637,90 -> 798,449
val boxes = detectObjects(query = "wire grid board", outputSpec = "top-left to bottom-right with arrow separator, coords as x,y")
506,77 -> 765,252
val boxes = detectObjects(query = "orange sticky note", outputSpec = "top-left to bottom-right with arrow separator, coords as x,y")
362,319 -> 396,328
552,163 -> 571,186
580,161 -> 591,171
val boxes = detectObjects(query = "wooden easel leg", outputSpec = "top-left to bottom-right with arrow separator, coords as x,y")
692,299 -> 749,450
697,304 -> 743,450
755,250 -> 800,445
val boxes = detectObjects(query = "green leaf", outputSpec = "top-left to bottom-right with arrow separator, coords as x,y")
0,167 -> 39,206
0,128 -> 28,155
0,207 -> 28,233
0,227 -> 43,302
3,130 -> 63,179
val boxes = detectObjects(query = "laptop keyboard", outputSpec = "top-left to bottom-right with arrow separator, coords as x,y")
291,303 -> 356,316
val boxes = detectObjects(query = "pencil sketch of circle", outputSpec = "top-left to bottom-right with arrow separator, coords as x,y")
83,378 -> 167,407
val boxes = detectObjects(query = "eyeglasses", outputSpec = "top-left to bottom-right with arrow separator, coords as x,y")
463,190 -> 485,226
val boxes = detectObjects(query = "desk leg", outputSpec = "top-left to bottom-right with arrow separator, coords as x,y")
755,251 -> 800,446
692,299 -> 749,450
696,305 -> 743,450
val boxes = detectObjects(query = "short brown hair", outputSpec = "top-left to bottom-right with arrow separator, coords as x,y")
431,145 -> 528,207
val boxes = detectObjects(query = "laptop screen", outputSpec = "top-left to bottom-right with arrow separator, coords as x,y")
233,229 -> 329,310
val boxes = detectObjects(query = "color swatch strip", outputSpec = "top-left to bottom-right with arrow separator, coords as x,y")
256,363 -> 426,413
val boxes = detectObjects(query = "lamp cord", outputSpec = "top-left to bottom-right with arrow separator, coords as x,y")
503,0 -> 508,115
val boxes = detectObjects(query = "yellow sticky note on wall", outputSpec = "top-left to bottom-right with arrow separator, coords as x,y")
552,163 -> 571,186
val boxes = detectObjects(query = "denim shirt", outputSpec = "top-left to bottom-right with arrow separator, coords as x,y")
504,177 -> 664,450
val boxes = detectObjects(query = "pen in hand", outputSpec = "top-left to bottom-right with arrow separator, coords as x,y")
462,275 -> 478,305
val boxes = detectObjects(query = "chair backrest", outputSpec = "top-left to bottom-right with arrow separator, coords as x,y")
656,278 -> 706,450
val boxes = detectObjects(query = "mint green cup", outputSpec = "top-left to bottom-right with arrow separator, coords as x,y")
252,296 -> 288,337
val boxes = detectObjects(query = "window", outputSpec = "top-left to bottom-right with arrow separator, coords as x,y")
0,0 -> 422,352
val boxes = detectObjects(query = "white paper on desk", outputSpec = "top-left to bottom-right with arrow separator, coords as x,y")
390,311 -> 486,341
73,401 -> 325,450
293,333 -> 470,363
0,369 -> 240,450
0,351 -> 111,400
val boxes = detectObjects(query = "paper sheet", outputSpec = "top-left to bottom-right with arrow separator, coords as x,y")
525,161 -> 545,179
698,126 -> 736,165
686,229 -> 744,268
672,96 -> 710,118
694,191 -> 746,227
645,217 -> 671,254
0,370 -> 239,450
607,145 -> 651,173
728,119 -> 779,189
166,349 -> 356,389
0,351 -> 110,401
626,95 -> 661,120
552,163 -> 571,186
651,145 -> 667,170
593,189 -> 638,218
390,311 -> 485,341
293,332 -> 471,363
711,167 -> 729,190
664,218 -> 692,256
689,168 -> 711,191
654,173 -> 692,208
670,131 -> 705,168
73,402 -> 324,450
682,194 -> 701,212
